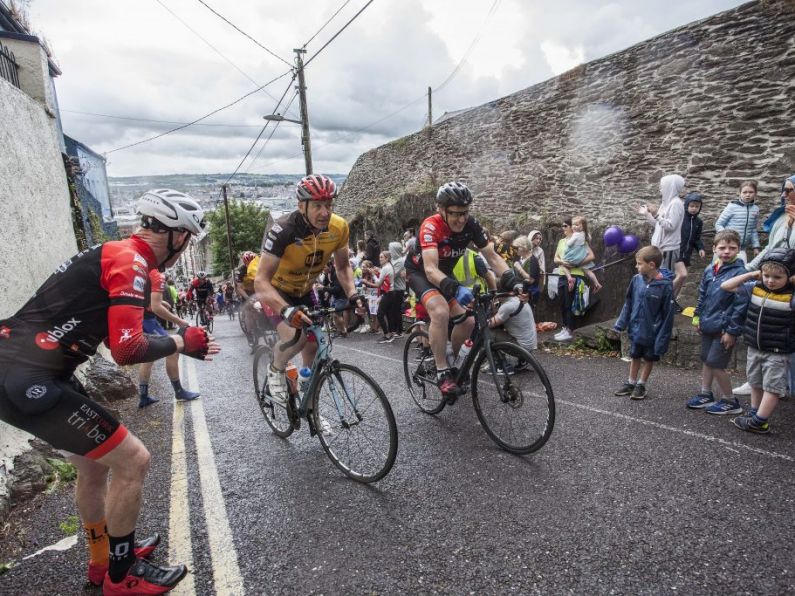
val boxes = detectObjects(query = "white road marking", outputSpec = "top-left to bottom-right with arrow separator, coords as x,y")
335,344 -> 795,463
168,391 -> 195,595
184,357 -> 246,595
22,535 -> 77,559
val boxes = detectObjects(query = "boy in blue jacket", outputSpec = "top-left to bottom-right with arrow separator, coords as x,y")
685,230 -> 747,414
614,246 -> 675,400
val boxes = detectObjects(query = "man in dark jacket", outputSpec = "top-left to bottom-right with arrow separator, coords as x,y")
364,230 -> 380,265
673,192 -> 705,306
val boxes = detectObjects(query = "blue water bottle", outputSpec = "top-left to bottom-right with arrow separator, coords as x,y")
298,367 -> 312,395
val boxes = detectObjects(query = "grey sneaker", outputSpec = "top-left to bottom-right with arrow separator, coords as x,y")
630,384 -> 647,400
614,382 -> 635,396
266,366 -> 289,406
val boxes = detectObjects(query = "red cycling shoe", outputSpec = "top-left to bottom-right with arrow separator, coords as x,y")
102,558 -> 188,595
439,376 -> 461,405
87,533 -> 161,586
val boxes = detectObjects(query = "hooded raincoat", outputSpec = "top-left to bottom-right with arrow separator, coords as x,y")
645,175 -> 685,252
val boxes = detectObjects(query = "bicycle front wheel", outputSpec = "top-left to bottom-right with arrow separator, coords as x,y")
402,330 -> 445,414
471,342 -> 555,454
252,346 -> 293,438
312,363 -> 398,483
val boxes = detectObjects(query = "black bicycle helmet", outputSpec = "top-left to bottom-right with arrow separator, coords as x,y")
436,182 -> 473,208
759,247 -> 795,277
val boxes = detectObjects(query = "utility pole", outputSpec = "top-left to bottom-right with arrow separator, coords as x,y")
294,48 -> 313,175
427,86 -> 432,128
222,184 -> 236,275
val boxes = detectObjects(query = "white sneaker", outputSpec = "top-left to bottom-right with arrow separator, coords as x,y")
732,381 -> 752,396
554,329 -> 573,342
319,416 -> 335,437
266,366 -> 289,406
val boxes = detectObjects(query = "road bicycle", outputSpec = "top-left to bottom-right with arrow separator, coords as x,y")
253,307 -> 398,483
195,301 -> 214,333
402,287 -> 555,454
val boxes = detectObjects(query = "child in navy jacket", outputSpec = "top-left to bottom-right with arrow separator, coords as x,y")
685,230 -> 747,415
673,192 -> 705,304
613,246 -> 675,400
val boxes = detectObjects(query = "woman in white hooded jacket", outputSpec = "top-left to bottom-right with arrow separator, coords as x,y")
638,174 -> 686,271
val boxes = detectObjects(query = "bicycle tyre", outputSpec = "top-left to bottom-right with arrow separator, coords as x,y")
252,346 -> 293,438
312,363 -> 398,483
471,342 -> 554,454
402,330 -> 445,414
206,316 -> 214,334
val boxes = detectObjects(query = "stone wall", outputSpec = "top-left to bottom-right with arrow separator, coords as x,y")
338,0 -> 795,237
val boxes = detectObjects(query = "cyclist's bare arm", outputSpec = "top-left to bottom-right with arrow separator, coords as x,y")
151,290 -> 189,327
235,280 -> 249,300
332,246 -> 357,298
420,247 -> 449,288
479,242 -> 509,277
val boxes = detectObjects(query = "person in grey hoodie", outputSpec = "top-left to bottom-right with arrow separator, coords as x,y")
638,174 -> 686,272
388,241 -> 407,337
715,179 -> 761,264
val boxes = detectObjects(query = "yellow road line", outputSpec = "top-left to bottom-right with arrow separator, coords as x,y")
184,357 -> 246,595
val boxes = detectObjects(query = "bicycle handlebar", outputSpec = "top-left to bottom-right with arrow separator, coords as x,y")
279,305 -> 363,351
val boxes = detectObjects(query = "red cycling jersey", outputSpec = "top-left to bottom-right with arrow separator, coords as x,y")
406,213 -> 490,275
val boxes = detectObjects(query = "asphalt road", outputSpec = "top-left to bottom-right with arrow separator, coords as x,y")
1,315 -> 793,595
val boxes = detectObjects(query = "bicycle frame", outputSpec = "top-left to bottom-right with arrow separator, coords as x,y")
278,310 -> 364,432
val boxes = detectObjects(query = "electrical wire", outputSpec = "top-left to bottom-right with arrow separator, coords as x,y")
434,0 -> 501,93
302,0 -> 353,49
62,109 -> 264,128
195,0 -> 292,67
244,90 -> 299,173
304,0 -> 377,67
154,0 -> 300,120
105,69 -> 292,154
221,74 -> 297,187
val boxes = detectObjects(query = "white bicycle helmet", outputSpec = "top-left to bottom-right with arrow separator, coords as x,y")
138,189 -> 205,235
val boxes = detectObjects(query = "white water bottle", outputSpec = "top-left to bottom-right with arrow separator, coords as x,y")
445,343 -> 455,368
298,367 -> 312,395
455,339 -> 474,368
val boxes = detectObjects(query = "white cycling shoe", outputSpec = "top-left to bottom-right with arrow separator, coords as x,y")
732,382 -> 752,396
266,366 -> 289,406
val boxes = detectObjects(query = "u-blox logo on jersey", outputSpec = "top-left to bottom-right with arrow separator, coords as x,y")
35,318 -> 82,350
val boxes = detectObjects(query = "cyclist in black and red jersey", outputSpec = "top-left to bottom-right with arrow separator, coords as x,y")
192,271 -> 214,324
406,182 -> 515,401
0,189 -> 220,594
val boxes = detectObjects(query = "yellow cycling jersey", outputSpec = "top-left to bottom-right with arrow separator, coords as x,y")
236,255 -> 260,294
262,210 -> 350,297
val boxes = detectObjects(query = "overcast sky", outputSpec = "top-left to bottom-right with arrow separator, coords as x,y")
28,0 -> 742,178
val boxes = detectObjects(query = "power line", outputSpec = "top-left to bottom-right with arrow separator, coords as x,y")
304,0 -> 378,67
434,0 -> 501,93
195,0 -> 292,67
244,90 -> 299,174
302,0 -> 353,49
105,69 -> 292,154
222,74 -> 297,187
62,109 -> 264,128
154,0 -> 300,120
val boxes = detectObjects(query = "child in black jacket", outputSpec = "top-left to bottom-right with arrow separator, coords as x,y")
673,192 -> 705,307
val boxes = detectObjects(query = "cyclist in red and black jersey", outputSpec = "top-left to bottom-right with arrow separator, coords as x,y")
0,189 -> 220,594
406,182 -> 514,400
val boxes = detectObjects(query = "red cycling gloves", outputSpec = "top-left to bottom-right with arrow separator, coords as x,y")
177,326 -> 209,359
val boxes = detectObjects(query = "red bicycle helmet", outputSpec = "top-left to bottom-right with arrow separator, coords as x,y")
241,251 -> 257,265
296,174 -> 338,201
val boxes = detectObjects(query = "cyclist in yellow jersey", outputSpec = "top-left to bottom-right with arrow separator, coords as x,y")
255,174 -> 363,405
235,251 -> 260,349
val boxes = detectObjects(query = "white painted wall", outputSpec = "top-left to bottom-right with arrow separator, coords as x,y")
0,39 -> 79,514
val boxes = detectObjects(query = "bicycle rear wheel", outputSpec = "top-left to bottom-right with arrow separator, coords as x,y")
252,346 -> 293,438
402,330 -> 445,414
312,363 -> 397,483
206,315 -> 214,333
471,342 -> 554,454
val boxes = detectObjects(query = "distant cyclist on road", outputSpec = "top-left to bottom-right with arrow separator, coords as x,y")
254,174 -> 363,405
406,182 -> 514,400
235,250 -> 261,348
192,271 -> 214,324
0,189 -> 219,594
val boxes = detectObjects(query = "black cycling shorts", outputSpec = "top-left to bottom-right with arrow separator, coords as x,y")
0,367 -> 127,459
406,269 -> 455,306
276,289 -> 315,311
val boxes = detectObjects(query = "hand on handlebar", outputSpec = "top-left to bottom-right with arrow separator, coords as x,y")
281,305 -> 312,328
455,285 -> 474,308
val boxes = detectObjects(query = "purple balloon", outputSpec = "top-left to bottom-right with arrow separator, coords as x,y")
618,234 -> 640,254
603,226 -> 624,247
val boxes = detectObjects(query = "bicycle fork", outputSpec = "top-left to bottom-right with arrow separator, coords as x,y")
326,370 -> 362,429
